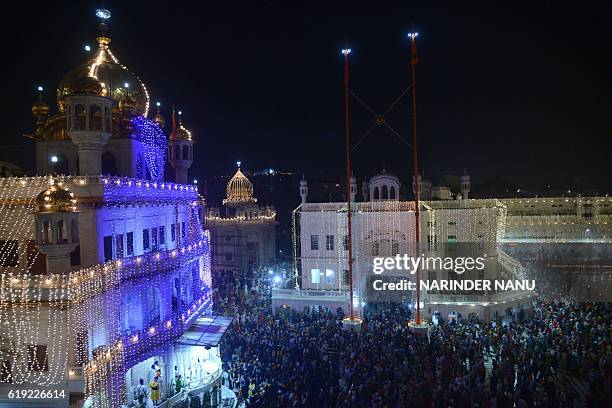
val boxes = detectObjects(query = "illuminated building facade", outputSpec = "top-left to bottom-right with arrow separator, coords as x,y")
206,164 -> 277,276
277,170 -> 534,321
0,11 -> 231,408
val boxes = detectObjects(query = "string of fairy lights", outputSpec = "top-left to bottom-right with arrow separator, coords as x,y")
0,174 -> 212,407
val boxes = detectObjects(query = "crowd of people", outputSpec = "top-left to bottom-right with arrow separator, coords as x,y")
212,270 -> 611,407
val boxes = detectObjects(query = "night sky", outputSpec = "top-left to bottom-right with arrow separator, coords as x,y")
3,1 -> 611,193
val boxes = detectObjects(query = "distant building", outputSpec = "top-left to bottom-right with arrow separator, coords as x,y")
207,164 -> 277,276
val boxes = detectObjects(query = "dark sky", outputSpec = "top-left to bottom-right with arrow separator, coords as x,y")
3,1 -> 611,192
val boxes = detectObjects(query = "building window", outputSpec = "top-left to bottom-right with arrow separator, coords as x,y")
143,229 -> 150,251
181,222 -> 186,239
310,235 -> 319,250
310,268 -> 321,284
225,253 -> 233,261
225,235 -> 232,241
448,221 -> 456,226
392,241 -> 399,255
0,240 -> 18,267
103,236 -> 113,262
170,224 -> 176,241
343,235 -> 349,251
151,227 -> 158,251
325,269 -> 336,285
326,235 -> 334,250
342,270 -> 349,286
115,234 -> 124,259
373,242 -> 380,256
159,226 -> 165,245
27,345 -> 48,372
447,235 -> 457,242
126,232 -> 134,256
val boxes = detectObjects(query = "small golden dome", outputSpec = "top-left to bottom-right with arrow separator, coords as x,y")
175,125 -> 192,141
223,168 -> 257,204
70,75 -> 104,95
32,99 -> 50,117
119,94 -> 136,111
36,183 -> 77,213
153,112 -> 165,128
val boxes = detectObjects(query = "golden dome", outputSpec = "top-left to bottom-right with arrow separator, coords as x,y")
56,36 -> 150,116
119,93 -> 136,111
36,183 -> 77,213
223,168 -> 257,204
175,125 -> 192,141
32,99 -> 50,118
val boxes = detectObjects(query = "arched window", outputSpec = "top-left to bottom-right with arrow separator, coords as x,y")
101,152 -> 117,175
74,104 -> 87,130
390,186 -> 396,199
57,220 -> 66,243
183,145 -> 189,161
136,155 -> 143,179
42,221 -> 50,244
89,105 -> 102,130
373,187 -> 380,200
382,185 -> 389,199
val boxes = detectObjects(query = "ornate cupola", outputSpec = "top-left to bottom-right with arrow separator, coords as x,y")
34,181 -> 79,274
223,162 -> 257,206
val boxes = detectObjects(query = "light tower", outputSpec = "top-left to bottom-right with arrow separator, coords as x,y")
169,109 -> 194,184
34,182 -> 79,274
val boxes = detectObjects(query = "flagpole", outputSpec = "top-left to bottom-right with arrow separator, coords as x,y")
342,47 -> 356,323
409,32 -> 421,325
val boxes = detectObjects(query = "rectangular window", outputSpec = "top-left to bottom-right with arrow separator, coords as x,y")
310,268 -> 321,284
142,229 -> 150,251
326,235 -> 334,250
225,253 -> 233,261
343,235 -> 349,251
103,236 -> 113,262
159,226 -> 165,245
115,234 -> 124,259
373,242 -> 380,256
447,235 -> 457,242
392,241 -> 399,255
151,227 -> 158,251
325,269 -> 336,285
225,235 -> 232,241
181,222 -> 186,239
448,221 -> 456,226
170,224 -> 176,241
342,270 -> 350,286
27,345 -> 48,372
0,240 -> 19,267
310,235 -> 319,250
126,232 -> 134,256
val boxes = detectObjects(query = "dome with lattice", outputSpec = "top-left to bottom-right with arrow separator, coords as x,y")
36,183 -> 77,212
223,168 -> 257,204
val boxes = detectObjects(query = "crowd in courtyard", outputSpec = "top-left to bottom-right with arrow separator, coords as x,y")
212,270 -> 611,407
